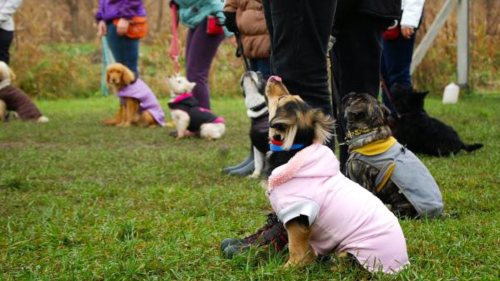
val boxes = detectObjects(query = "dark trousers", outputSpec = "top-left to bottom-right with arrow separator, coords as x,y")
330,14 -> 390,172
262,0 -> 337,118
106,23 -> 140,77
185,18 -> 225,110
249,58 -> 271,79
0,29 -> 14,64
381,32 -> 416,113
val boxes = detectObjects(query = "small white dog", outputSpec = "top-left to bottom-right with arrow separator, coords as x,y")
0,62 -> 49,123
166,75 -> 225,140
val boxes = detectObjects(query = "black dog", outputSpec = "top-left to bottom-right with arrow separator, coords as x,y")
391,85 -> 483,157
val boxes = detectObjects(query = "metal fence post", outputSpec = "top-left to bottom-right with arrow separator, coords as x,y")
411,0 -> 458,74
457,0 -> 469,87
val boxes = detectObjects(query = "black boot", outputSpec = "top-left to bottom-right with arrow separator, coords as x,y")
221,213 -> 288,259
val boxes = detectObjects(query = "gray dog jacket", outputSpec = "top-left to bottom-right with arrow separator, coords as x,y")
347,139 -> 444,218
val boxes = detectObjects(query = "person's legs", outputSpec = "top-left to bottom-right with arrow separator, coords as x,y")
185,26 -> 196,72
264,0 -> 336,117
185,19 -> 225,109
106,23 -> 140,77
330,14 -> 390,173
249,58 -> 272,79
380,33 -> 417,113
0,29 -> 14,64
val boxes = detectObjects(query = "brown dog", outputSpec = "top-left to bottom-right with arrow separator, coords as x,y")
103,63 -> 162,127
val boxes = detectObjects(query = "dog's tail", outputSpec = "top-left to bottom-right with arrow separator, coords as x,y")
463,143 -> 483,152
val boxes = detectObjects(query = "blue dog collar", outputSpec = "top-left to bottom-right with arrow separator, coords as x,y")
270,143 -> 305,152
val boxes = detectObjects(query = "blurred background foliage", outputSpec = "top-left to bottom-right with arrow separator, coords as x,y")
10,0 -> 500,99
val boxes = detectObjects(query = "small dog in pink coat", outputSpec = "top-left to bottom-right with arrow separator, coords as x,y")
166,75 -> 225,140
263,76 -> 409,274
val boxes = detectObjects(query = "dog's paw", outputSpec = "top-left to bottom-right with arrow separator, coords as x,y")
37,116 -> 49,123
117,122 -> 131,127
248,172 -> 261,179
331,263 -> 348,273
282,260 -> 300,270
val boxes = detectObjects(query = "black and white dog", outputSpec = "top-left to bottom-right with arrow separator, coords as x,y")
241,71 -> 269,178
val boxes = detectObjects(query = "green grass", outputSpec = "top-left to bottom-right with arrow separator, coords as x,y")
1,93 -> 499,280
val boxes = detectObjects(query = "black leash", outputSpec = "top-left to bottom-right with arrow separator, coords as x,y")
235,31 -> 250,71
379,73 -> 401,119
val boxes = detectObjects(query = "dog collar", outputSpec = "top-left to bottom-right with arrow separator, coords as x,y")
346,126 -> 385,140
250,102 -> 267,112
270,143 -> 305,152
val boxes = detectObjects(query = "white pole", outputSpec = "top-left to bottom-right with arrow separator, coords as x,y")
457,0 -> 469,87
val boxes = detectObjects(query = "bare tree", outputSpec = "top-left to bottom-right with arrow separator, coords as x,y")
157,0 -> 165,32
64,0 -> 80,39
485,0 -> 499,35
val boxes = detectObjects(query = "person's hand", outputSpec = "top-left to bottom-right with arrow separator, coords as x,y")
401,26 -> 415,39
116,18 -> 130,36
97,20 -> 107,37
223,12 -> 238,33
229,35 -> 238,47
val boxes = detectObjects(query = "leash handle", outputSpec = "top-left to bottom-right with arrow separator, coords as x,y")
171,4 -> 181,74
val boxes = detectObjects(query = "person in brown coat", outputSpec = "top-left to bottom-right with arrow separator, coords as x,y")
223,0 -> 272,176
223,0 -> 271,78
0,61 -> 48,122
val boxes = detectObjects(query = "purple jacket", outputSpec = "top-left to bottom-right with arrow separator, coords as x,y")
118,78 -> 166,127
95,0 -> 146,22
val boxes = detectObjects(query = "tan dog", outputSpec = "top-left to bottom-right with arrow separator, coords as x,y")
103,63 -> 164,127
0,61 -> 49,123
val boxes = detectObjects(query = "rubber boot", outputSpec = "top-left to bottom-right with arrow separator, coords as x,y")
223,145 -> 254,174
227,159 -> 254,176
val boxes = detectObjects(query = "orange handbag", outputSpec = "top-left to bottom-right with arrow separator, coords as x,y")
113,17 -> 147,39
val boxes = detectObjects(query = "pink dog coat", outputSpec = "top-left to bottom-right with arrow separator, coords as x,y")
267,144 -> 409,274
117,79 -> 166,126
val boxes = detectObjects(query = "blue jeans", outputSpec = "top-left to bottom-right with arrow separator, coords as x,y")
249,58 -> 271,79
106,23 -> 140,76
381,32 -> 417,113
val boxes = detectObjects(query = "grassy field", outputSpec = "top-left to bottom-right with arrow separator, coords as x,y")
1,93 -> 499,280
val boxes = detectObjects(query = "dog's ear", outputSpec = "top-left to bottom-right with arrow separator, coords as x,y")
8,67 -> 15,81
341,92 -> 357,108
312,109 -> 334,144
415,90 -> 429,98
106,69 -> 112,84
380,103 -> 392,121
270,112 -> 298,150
291,95 -> 304,102
0,62 -> 14,81
121,66 -> 136,85
188,82 -> 196,91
